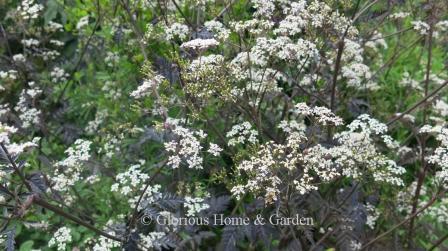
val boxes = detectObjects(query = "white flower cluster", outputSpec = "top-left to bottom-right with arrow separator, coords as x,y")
421,126 -> 448,185
130,75 -> 164,99
0,70 -> 18,81
250,37 -> 319,67
45,21 -> 64,32
389,12 -> 410,19
105,52 -> 120,67
226,122 -> 258,146
274,1 -> 307,36
49,39 -> 65,47
53,139 -> 92,191
102,81 -> 122,100
426,198 -> 448,225
180,38 -> 219,50
365,32 -> 388,51
204,21 -> 230,41
17,0 -> 43,20
397,181 -> 448,225
231,108 -> 405,202
110,161 -> 162,209
111,161 -> 150,196
334,114 -> 404,185
21,38 -> 39,47
207,143 -> 222,157
0,122 -> 39,158
139,232 -> 166,249
340,40 -> 376,89
41,50 -> 61,61
165,23 -> 189,41
434,99 -> 448,117
164,123 -> 206,169
50,67 -> 69,83
411,21 -> 430,35
85,109 -> 108,134
231,19 -> 274,35
399,71 -> 421,90
76,16 -> 89,30
296,144 -> 341,194
48,227 -> 72,251
15,89 -> 41,128
92,222 -> 121,251
252,0 -> 276,17
292,102 -> 344,126
183,54 -> 229,99
184,196 -> 210,216
0,123 -> 16,144
365,203 -> 380,229
13,54 -> 26,63
230,143 -> 283,203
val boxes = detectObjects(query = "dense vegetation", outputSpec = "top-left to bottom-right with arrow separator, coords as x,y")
0,0 -> 447,250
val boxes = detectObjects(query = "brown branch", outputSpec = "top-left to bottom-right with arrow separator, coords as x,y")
361,189 -> 443,250
33,198 -> 123,242
407,8 -> 434,244
0,143 -> 124,243
213,0 -> 236,21
125,160 -> 166,240
429,232 -> 448,251
386,80 -> 448,127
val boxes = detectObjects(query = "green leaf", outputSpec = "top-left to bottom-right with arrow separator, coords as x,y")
44,0 -> 59,24
19,240 -> 34,251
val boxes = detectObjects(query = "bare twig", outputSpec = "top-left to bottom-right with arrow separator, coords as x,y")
0,143 -> 124,242
429,232 -> 448,251
407,8 -> 434,244
125,161 -> 166,238
386,80 -> 448,127
361,189 -> 443,250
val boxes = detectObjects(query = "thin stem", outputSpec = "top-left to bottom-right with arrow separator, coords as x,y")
386,80 -> 448,127
0,144 -> 124,243
34,198 -> 123,242
125,161 -> 166,238
361,189 -> 443,250
407,5 -> 434,245
56,0 -> 101,103
429,232 -> 448,251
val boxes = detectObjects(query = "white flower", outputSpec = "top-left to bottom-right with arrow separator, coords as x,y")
164,123 -> 206,169
292,103 -> 344,126
184,196 -> 209,216
207,143 -> 222,156
226,122 -> 258,146
204,21 -> 230,40
50,67 -> 69,83
48,227 -> 72,251
434,99 -> 448,117
53,139 -> 92,191
105,52 -> 120,67
45,21 -> 64,32
365,203 -> 380,229
76,16 -> 89,30
21,38 -> 39,47
13,54 -> 26,63
412,21 -> 430,35
165,23 -> 189,41
181,38 -> 219,50
389,12 -> 410,19
17,0 -> 43,20
130,75 -> 164,99
140,232 -> 166,249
